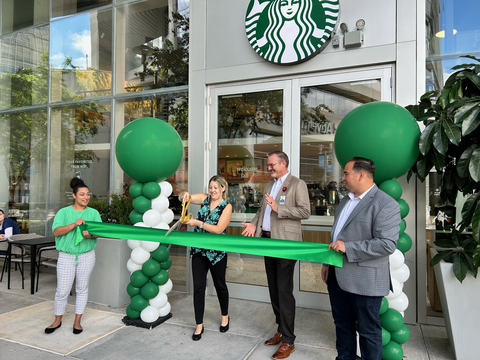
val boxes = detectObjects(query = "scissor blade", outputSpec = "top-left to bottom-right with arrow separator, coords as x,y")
165,220 -> 181,237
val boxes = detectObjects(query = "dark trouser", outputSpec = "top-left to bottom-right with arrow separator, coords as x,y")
192,253 -> 229,325
327,267 -> 383,360
264,256 -> 297,344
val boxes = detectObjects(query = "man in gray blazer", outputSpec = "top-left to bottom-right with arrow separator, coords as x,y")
321,157 -> 400,360
242,151 -> 310,360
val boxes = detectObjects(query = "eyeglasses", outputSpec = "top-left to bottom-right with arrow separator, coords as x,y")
267,162 -> 279,168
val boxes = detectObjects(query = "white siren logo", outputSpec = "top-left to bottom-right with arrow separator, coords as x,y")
246,0 -> 340,64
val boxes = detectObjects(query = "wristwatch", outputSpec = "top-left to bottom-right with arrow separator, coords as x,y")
199,222 -> 204,229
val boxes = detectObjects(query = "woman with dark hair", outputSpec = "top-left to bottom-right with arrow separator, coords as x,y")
0,209 -> 21,239
179,175 -> 232,341
45,178 -> 101,335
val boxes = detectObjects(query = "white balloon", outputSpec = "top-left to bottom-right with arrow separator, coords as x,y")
150,290 -> 168,309
152,195 -> 169,213
386,278 -> 403,300
159,278 -> 173,294
158,301 -> 171,317
389,249 -> 405,270
134,222 -> 148,228
141,240 -> 160,252
143,209 -> 162,227
140,305 -> 160,323
159,181 -> 173,198
127,258 -> 142,273
400,311 -> 405,318
388,292 -> 409,312
153,222 -> 170,230
127,239 -> 142,250
391,264 -> 410,283
160,209 -> 174,225
130,247 -> 150,265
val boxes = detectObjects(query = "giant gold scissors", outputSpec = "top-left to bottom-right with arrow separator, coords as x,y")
165,195 -> 193,236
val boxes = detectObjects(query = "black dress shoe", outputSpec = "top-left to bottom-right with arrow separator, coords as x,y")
73,325 -> 83,335
45,322 -> 62,334
192,325 -> 204,341
220,316 -> 230,333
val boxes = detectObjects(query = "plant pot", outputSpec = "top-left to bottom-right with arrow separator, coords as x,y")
430,248 -> 480,360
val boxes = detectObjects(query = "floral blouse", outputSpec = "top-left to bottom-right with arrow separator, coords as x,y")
190,195 -> 228,265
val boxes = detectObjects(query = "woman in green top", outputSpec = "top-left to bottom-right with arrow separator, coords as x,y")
45,178 -> 102,335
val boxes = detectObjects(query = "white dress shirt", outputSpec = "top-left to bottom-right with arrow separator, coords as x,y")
262,172 -> 289,232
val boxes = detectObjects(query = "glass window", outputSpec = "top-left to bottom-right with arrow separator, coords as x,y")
50,9 -> 112,102
0,109 -> 48,235
52,0 -> 111,18
1,0 -> 49,35
0,26 -> 50,110
115,0 -> 189,94
48,101 -> 111,230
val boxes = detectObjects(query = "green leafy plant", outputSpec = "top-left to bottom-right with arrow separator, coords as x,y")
89,193 -> 133,225
406,55 -> 480,282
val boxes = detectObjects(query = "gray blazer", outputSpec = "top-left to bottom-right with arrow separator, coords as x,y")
251,173 -> 310,241
330,185 -> 400,297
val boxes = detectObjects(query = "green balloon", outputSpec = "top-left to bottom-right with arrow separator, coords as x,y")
126,304 -> 141,319
397,232 -> 412,253
129,182 -> 144,198
151,245 -> 169,263
160,256 -> 172,270
143,182 -> 161,199
380,297 -> 389,315
380,308 -> 404,332
130,270 -> 149,288
130,294 -> 149,312
141,281 -> 160,299
390,324 -> 410,344
129,210 -> 143,224
115,117 -> 184,183
142,259 -> 161,277
126,282 -> 141,297
382,340 -> 404,360
150,268 -> 169,286
398,199 -> 410,218
379,180 -> 403,200
132,196 -> 151,214
334,102 -> 420,184
382,326 -> 391,346
400,219 -> 406,233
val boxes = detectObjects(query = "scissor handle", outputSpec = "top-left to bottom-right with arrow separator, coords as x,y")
180,196 -> 193,224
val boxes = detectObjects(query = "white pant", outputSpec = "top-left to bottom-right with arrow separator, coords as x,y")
54,250 -> 95,315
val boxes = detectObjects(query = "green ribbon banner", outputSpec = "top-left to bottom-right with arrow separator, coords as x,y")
77,221 -> 343,267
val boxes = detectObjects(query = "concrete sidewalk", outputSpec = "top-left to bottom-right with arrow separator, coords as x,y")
0,267 -> 454,360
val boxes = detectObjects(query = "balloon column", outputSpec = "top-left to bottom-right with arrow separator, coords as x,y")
115,117 -> 184,326
334,102 -> 420,360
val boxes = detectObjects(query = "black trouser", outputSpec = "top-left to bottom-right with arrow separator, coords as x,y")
192,253 -> 229,324
264,255 -> 297,344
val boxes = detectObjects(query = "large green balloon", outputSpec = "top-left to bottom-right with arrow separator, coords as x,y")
130,294 -> 149,312
379,180 -> 403,200
380,297 -> 389,315
382,340 -> 404,360
143,182 -> 161,199
397,232 -> 412,253
142,259 -> 161,277
130,270 -> 149,288
126,304 -> 141,319
141,281 -> 160,299
398,199 -> 410,218
126,282 -> 141,297
334,102 -> 420,184
390,324 -> 410,344
151,269 -> 169,285
381,326 -> 391,346
129,182 -> 144,198
160,256 -> 173,270
380,308 -> 404,332
399,219 -> 406,233
132,196 -> 151,214
116,117 -> 184,183
129,210 -> 143,224
151,245 -> 169,263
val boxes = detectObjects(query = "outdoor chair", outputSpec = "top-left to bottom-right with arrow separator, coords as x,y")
36,245 -> 59,292
0,235 -> 36,289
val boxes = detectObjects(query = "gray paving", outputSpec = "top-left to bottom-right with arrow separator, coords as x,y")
0,264 -> 454,360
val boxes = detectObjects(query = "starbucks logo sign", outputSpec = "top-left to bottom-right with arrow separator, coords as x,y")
246,0 -> 340,65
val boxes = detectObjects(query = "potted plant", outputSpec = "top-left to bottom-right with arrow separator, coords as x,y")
406,55 -> 480,360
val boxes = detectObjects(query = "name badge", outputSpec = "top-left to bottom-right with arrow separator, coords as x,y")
279,196 -> 285,205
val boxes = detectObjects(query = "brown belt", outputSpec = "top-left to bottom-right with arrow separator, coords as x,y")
262,231 -> 271,238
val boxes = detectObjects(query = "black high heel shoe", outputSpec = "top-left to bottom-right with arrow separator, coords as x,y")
192,325 -> 204,341
45,322 -> 62,334
220,316 -> 230,333
73,325 -> 83,335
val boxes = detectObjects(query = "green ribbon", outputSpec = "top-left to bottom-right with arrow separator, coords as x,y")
77,221 -> 343,267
